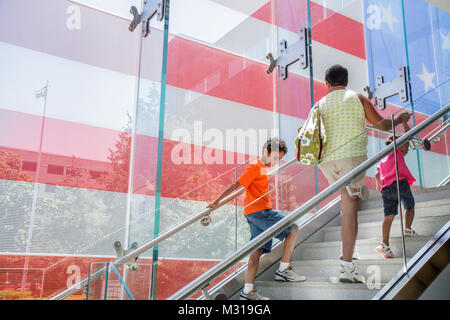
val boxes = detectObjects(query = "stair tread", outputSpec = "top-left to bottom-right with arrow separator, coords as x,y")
254,280 -> 385,289
323,215 -> 449,232
291,258 -> 408,266
301,235 -> 431,247
358,201 -> 450,217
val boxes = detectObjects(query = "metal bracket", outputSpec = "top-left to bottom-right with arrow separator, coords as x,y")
113,241 -> 139,271
266,27 -> 309,80
201,287 -> 211,300
129,0 -> 165,38
364,66 -> 408,110
409,137 -> 431,151
200,215 -> 211,227
428,120 -> 450,144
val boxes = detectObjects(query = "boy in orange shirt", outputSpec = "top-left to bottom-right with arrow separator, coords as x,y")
207,138 -> 306,300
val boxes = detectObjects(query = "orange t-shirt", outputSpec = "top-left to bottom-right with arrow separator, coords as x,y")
238,160 -> 272,215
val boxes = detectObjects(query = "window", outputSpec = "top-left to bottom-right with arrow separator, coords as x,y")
89,170 -> 102,179
47,165 -> 64,175
22,161 -> 37,172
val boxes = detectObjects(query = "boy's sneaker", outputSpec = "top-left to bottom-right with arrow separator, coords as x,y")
375,242 -> 395,259
275,265 -> 307,282
239,289 -> 269,300
339,262 -> 366,284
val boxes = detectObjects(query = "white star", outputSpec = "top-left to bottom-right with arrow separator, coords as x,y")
417,64 -> 436,92
440,29 -> 450,52
380,4 -> 400,33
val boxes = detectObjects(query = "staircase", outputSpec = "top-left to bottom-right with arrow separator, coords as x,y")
239,185 -> 450,300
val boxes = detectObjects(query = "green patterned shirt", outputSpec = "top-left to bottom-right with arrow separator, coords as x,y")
318,89 -> 368,163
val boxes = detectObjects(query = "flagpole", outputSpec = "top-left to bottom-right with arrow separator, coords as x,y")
22,81 -> 49,293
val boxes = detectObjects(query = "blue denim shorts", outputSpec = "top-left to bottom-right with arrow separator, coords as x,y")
381,179 -> 415,216
245,209 -> 297,254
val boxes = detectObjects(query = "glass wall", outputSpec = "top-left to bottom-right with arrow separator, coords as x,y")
0,0 -> 448,300
0,0 -> 152,299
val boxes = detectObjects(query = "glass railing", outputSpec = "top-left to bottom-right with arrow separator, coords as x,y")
167,104 -> 449,300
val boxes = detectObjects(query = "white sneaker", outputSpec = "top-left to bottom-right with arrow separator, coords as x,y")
339,262 -> 366,284
275,265 -> 307,282
239,289 -> 270,300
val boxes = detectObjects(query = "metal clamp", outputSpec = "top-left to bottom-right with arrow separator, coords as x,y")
266,27 -> 309,80
113,241 -> 139,271
200,215 -> 211,227
129,0 -> 165,37
364,66 -> 409,110
409,137 -> 431,151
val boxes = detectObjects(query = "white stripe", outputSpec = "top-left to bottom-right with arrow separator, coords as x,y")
311,0 -> 364,23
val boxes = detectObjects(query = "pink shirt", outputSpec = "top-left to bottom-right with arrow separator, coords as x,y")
376,149 -> 416,191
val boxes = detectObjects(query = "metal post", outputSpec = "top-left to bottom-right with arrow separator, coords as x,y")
391,115 -> 408,274
104,262 -> 110,300
22,81 -> 49,292
234,167 -> 238,272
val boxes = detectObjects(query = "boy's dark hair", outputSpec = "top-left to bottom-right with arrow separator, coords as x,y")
325,65 -> 349,87
385,134 -> 402,145
262,137 -> 288,155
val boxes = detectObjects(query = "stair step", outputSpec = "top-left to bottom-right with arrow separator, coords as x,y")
357,198 -> 450,223
299,236 -> 431,260
322,215 -> 449,241
253,281 -> 382,300
289,258 -> 407,283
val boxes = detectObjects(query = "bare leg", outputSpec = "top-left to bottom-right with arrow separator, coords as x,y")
404,207 -> 415,230
382,214 -> 395,246
340,187 -> 360,262
246,249 -> 263,284
281,226 -> 299,263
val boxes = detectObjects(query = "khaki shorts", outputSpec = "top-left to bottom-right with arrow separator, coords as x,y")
318,155 -> 367,189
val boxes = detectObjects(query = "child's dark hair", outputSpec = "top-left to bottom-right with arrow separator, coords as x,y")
325,65 -> 348,87
262,137 -> 288,155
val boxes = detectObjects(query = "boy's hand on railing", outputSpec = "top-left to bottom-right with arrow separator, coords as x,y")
207,200 -> 220,212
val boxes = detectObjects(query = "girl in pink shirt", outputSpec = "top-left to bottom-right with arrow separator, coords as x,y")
375,125 -> 419,258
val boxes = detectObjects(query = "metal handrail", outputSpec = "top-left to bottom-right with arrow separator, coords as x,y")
168,104 -> 449,300
437,174 -> 450,187
50,156 -> 296,300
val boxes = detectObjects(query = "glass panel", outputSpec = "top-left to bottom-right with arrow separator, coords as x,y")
137,0 -> 298,299
69,0 -> 143,18
364,0 -> 422,186
401,0 -> 450,186
86,261 -> 152,300
310,0 -> 409,284
0,0 -> 146,299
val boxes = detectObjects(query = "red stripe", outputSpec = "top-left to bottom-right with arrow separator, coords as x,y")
166,35 -> 330,119
0,254 -> 244,300
1,108 -> 447,199
251,0 -> 366,59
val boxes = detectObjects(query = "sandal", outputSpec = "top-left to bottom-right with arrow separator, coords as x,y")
375,242 -> 395,259
346,185 -> 369,200
404,228 -> 419,237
